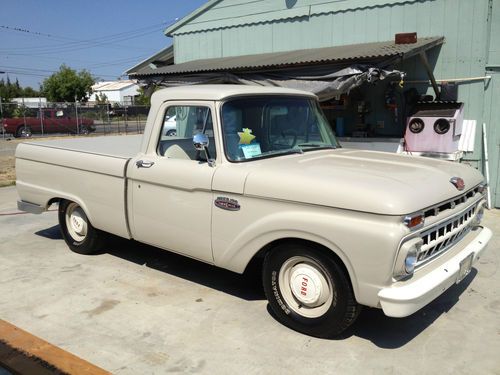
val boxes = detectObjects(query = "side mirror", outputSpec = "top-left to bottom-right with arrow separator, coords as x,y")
193,133 -> 209,151
192,133 -> 215,167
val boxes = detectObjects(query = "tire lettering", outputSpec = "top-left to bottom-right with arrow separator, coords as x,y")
271,270 -> 290,315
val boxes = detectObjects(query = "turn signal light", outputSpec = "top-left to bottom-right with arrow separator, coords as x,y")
403,213 -> 424,229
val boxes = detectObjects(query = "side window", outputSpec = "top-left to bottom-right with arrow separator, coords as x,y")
157,105 -> 216,161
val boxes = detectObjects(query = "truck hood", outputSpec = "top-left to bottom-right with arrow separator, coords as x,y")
243,149 -> 484,215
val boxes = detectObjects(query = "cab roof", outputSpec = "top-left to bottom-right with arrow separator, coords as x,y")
151,84 -> 317,104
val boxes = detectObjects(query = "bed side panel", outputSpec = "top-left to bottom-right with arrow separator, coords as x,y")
16,144 -> 129,239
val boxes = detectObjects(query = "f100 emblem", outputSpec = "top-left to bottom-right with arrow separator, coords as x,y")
214,197 -> 240,211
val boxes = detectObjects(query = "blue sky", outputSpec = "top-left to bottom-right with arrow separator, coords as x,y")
0,0 -> 207,89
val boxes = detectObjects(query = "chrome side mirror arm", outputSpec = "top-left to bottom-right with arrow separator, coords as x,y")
193,133 -> 216,167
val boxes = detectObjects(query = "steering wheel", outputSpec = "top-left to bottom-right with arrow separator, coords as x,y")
271,129 -> 298,149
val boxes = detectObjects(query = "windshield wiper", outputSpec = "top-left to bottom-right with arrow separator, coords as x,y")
297,143 -> 336,151
251,148 -> 303,159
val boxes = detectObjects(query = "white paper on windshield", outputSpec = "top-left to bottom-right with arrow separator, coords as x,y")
241,143 -> 262,158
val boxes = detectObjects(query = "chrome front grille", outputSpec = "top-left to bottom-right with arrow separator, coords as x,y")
423,186 -> 481,219
416,203 -> 478,267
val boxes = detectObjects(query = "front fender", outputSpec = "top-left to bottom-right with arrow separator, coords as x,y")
212,197 -> 406,306
218,225 -> 359,298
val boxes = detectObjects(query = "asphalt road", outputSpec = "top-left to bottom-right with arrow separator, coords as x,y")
0,186 -> 499,374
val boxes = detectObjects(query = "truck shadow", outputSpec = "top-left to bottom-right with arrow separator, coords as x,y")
337,268 -> 478,347
35,225 -> 265,300
36,225 -> 478,347
104,234 -> 479,348
35,225 -> 62,240
104,235 -> 266,302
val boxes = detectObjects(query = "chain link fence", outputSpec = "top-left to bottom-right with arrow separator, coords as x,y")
0,99 -> 150,139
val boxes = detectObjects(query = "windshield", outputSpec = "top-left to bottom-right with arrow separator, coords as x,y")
221,96 -> 338,162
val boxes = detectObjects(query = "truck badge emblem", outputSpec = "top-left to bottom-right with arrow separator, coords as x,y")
214,197 -> 240,211
450,177 -> 465,191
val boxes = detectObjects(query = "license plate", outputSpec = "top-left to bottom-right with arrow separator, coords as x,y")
457,253 -> 474,284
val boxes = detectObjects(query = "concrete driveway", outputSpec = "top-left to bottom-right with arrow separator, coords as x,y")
0,186 -> 499,374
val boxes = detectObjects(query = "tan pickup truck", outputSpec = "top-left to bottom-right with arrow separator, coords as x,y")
15,85 -> 492,337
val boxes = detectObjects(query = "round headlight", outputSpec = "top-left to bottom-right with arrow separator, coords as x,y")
394,238 -> 423,280
405,251 -> 417,274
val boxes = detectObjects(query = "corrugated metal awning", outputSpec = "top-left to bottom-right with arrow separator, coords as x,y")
130,36 -> 443,77
125,45 -> 174,75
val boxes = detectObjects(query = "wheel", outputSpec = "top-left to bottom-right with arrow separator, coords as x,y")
263,243 -> 361,337
58,200 -> 105,254
166,129 -> 176,136
80,125 -> 90,135
16,126 -> 32,138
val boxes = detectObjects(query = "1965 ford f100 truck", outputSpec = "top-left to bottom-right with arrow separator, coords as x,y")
15,85 -> 491,337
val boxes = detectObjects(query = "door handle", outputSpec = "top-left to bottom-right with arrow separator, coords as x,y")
136,160 -> 155,168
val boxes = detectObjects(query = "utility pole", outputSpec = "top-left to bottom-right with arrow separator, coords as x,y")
0,97 -> 4,139
22,97 -> 27,131
74,95 -> 79,134
0,72 -> 4,138
39,96 -> 44,136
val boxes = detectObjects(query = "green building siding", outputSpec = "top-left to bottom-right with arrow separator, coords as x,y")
168,0 -> 500,206
485,0 -> 500,207
488,0 -> 500,65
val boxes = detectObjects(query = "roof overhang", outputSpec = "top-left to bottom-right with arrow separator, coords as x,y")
129,36 -> 444,78
125,45 -> 174,75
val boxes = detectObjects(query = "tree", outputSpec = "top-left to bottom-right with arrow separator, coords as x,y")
0,78 -> 41,101
95,92 -> 108,105
21,86 -> 40,97
42,65 -> 95,102
0,77 -> 22,100
135,85 -> 158,106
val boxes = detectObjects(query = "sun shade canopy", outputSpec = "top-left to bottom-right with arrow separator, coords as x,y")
130,37 -> 443,77
130,36 -> 444,101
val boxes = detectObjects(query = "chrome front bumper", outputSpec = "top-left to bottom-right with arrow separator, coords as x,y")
378,226 -> 492,318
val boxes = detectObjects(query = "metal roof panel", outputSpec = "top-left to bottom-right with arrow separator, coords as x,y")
130,36 -> 444,77
91,80 -> 138,91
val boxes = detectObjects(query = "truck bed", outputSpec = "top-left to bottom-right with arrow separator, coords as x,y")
15,135 -> 140,239
16,135 -> 141,178
25,135 -> 142,159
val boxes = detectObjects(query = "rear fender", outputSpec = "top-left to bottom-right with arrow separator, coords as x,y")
17,181 -> 95,225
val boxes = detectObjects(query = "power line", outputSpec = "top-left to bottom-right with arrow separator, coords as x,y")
0,14 -> 183,85
2,69 -> 119,80
0,53 -> 149,72
0,20 -> 175,54
0,25 -> 54,38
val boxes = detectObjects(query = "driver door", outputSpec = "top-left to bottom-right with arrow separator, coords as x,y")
127,102 -> 217,263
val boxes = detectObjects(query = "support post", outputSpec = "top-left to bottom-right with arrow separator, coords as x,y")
74,95 -> 79,134
39,97 -> 44,136
0,97 -> 3,139
419,51 -> 440,100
